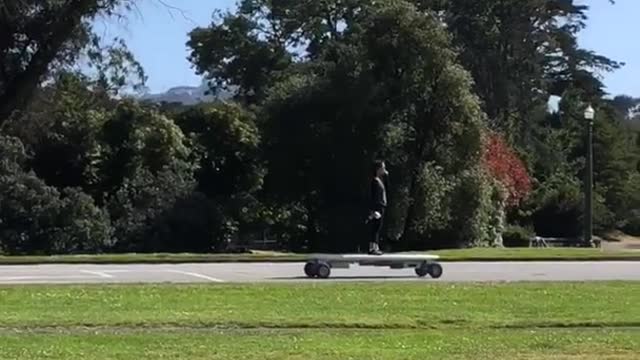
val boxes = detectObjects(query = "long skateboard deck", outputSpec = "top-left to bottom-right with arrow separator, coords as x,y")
306,253 -> 439,261
303,253 -> 443,279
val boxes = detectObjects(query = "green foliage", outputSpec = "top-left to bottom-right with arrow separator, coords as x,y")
187,5 -> 292,103
621,211 -> 640,236
255,1 -> 493,250
409,162 -> 454,236
251,201 -> 309,251
502,224 -> 534,248
1,0 -> 639,256
0,170 -> 65,255
7,77 -> 193,203
5,73 -> 110,193
0,0 -> 139,122
447,169 -> 502,248
174,103 -> 264,198
0,136 -> 112,255
172,102 -> 268,250
591,106 -> 640,222
84,36 -> 147,95
97,100 -> 193,199
0,134 -> 28,172
528,171 -> 582,237
411,0 -> 621,145
107,166 -> 198,252
494,79 -> 638,240
48,188 -> 114,254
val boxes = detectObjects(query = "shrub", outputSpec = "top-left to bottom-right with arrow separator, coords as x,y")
0,170 -> 63,255
482,131 -> 533,208
441,168 -> 500,248
144,192 -> 230,253
621,211 -> 640,236
0,169 -> 112,255
502,225 -> 534,247
529,171 -> 582,237
410,162 -> 455,236
49,188 -> 114,254
107,165 -> 197,252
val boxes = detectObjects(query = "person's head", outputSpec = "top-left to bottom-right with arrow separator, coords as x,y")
372,160 -> 388,178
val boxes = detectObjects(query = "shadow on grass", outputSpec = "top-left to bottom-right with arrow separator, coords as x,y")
268,275 -> 422,281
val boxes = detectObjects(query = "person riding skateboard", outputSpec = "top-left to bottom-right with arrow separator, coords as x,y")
368,160 -> 388,255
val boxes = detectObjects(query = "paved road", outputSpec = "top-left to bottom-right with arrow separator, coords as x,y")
0,261 -> 637,284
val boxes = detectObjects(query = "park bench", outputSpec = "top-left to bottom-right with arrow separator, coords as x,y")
529,236 -> 600,248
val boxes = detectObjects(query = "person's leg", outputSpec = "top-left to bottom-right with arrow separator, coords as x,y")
369,217 -> 383,254
376,214 -> 384,252
369,219 -> 377,252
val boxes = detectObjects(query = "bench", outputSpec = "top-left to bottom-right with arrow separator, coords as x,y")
529,236 -> 600,248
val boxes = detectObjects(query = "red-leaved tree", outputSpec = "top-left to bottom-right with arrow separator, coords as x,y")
481,131 -> 532,208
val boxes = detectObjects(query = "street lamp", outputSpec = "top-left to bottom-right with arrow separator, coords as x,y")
584,105 -> 595,246
584,105 -> 595,121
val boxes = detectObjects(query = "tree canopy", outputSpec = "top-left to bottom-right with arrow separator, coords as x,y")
0,0 -> 638,255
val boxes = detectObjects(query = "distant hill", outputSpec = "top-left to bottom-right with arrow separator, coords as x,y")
140,82 -> 233,105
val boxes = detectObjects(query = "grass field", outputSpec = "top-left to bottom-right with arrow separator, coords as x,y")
0,247 -> 638,265
0,282 -> 638,359
1,328 -> 637,360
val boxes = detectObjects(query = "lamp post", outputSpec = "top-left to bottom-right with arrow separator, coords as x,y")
584,105 -> 595,246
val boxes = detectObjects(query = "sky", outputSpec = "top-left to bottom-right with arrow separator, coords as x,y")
97,0 -> 640,97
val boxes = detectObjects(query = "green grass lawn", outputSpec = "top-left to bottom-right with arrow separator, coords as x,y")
0,282 -> 638,359
0,328 -> 637,360
0,247 -> 638,265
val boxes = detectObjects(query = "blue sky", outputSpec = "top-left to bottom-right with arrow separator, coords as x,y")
97,0 -> 639,97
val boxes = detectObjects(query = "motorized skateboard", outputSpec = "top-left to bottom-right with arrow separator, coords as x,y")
303,253 -> 443,279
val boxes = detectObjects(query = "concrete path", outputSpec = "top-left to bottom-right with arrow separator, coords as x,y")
0,261 -> 637,284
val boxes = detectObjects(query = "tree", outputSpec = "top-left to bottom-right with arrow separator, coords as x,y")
481,131 -> 532,208
260,1 -> 491,251
174,103 -> 264,199
187,4 -> 293,104
609,95 -> 640,132
525,88 -> 640,236
410,0 -> 621,150
0,0 -> 141,122
0,135 -> 112,255
173,102 -> 267,247
106,165 -> 202,252
97,100 -> 194,202
3,72 -> 113,194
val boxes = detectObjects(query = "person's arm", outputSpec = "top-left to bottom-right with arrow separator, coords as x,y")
369,179 -> 383,218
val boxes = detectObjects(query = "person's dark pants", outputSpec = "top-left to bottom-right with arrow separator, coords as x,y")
370,210 -> 384,247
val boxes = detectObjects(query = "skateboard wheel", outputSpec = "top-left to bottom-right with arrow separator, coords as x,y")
316,263 -> 331,279
427,263 -> 443,279
415,266 -> 428,277
304,262 -> 318,278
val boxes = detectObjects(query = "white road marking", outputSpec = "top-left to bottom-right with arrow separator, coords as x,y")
0,275 -> 94,281
0,280 -> 105,285
80,270 -> 114,279
165,270 -> 225,283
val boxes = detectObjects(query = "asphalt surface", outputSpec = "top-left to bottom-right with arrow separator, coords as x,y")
0,261 -> 638,284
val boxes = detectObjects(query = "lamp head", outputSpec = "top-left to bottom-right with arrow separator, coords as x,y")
584,105 -> 595,121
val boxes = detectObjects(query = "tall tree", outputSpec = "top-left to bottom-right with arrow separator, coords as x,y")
188,0 -> 621,145
259,1 -> 491,251
187,0 -> 383,104
0,0 -> 144,123
426,0 -> 622,144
